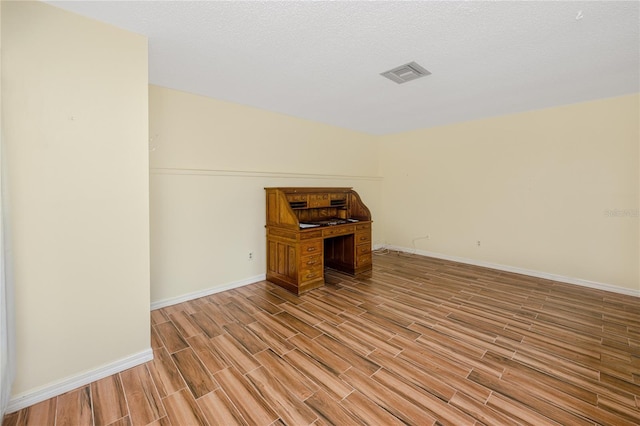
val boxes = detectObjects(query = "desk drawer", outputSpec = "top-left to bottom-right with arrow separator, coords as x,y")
301,253 -> 322,268
356,253 -> 372,268
355,232 -> 371,244
356,244 -> 371,256
299,264 -> 323,282
300,240 -> 322,255
300,230 -> 322,240
322,225 -> 355,238
355,223 -> 371,231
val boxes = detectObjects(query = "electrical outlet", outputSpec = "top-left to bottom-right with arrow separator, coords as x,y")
248,252 -> 254,260
477,241 -> 481,247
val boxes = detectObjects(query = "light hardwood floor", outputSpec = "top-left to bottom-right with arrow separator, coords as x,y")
3,253 -> 640,425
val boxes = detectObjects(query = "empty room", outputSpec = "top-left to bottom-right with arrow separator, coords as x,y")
1,1 -> 639,425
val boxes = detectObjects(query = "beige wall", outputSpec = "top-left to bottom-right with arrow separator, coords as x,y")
3,1 -> 150,397
380,94 -> 639,291
149,86 -> 381,305
150,86 -> 638,303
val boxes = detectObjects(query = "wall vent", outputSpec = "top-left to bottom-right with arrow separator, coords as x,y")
380,61 -> 431,84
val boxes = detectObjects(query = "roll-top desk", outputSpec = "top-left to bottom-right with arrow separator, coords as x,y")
265,187 -> 372,294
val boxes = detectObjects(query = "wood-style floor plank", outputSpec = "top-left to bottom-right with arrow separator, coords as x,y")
146,347 -> 187,398
55,386 -> 92,426
172,347 -> 218,398
304,389 -> 359,425
4,252 -> 640,426
119,365 -> 166,425
162,389 -> 208,426
253,349 -> 319,401
91,374 -> 128,426
154,321 -> 189,354
9,398 -> 57,426
213,367 -> 278,426
341,366 -> 438,424
197,389 -> 247,426
245,366 -> 318,426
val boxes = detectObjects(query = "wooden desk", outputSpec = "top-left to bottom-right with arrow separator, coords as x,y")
265,187 -> 372,294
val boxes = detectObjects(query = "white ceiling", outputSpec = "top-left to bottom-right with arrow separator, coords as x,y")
47,1 -> 639,135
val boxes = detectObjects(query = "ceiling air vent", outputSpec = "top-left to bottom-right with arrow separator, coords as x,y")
380,61 -> 431,84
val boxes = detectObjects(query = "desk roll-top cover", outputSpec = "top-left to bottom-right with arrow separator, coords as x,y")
265,187 -> 372,294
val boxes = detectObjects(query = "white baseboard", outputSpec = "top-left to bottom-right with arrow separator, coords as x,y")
7,348 -> 153,414
150,274 -> 267,310
381,245 -> 639,298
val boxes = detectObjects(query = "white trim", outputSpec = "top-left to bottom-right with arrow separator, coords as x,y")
6,348 -> 153,414
383,245 -> 640,298
150,167 -> 382,181
150,274 -> 266,310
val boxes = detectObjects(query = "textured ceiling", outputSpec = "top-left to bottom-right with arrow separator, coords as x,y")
47,1 -> 639,135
